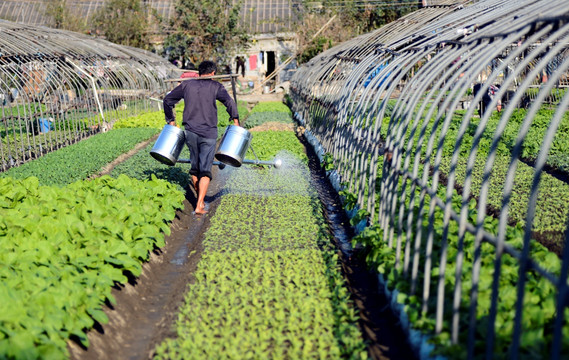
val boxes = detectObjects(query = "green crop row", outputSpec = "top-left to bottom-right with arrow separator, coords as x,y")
351,161 -> 569,359
381,106 -> 569,241
1,115 -> 102,166
381,105 -> 569,165
2,129 -> 88,162
1,117 -> 90,138
113,108 -> 183,129
1,103 -> 47,118
437,155 -> 569,234
154,146 -> 367,359
113,100 -> 250,130
243,111 -> 294,129
466,107 -> 569,168
250,101 -> 292,115
0,174 -> 184,359
245,130 -> 307,164
109,143 -> 192,192
1,128 -> 159,187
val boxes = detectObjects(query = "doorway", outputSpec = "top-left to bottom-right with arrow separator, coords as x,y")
266,51 -> 276,81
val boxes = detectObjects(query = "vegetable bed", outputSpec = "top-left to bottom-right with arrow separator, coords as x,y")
379,105 -> 569,250
243,101 -> 294,129
152,100 -> 367,358
0,99 -> 371,359
0,121 -> 186,359
0,175 -> 184,359
1,128 -> 159,187
352,159 -> 569,359
154,144 -> 367,359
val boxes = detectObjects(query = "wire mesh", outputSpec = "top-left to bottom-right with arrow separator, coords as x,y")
291,0 -> 569,358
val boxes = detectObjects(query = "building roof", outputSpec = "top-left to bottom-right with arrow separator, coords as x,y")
0,0 -> 300,34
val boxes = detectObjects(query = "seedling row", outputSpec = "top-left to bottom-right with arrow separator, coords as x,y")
154,142 -> 367,359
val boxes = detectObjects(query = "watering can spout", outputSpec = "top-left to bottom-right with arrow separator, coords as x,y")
241,158 -> 282,168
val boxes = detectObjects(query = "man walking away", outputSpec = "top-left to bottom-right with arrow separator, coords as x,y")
163,60 -> 240,214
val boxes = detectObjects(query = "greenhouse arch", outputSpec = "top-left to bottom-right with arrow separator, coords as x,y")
290,0 -> 569,358
0,20 -> 175,171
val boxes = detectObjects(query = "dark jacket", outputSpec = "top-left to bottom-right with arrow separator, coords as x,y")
163,79 -> 239,139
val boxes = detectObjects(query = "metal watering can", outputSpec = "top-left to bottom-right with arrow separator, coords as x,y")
150,124 -> 281,168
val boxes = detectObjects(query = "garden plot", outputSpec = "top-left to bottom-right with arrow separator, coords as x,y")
353,157 -> 569,358
1,99 -> 416,359
0,175 -> 184,360
0,125 -> 185,359
378,105 -> 569,253
1,128 -> 159,186
153,151 -> 368,359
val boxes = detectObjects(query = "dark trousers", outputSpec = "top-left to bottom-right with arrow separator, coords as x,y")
185,130 -> 217,179
236,62 -> 245,77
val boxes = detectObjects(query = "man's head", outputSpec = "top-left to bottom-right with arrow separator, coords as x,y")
198,61 -> 217,76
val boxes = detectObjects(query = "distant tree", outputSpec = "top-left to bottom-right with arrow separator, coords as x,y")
295,0 -> 420,64
92,0 -> 155,49
164,0 -> 249,66
297,35 -> 332,64
45,0 -> 87,32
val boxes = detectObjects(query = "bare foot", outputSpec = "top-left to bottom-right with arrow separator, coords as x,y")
194,203 -> 208,215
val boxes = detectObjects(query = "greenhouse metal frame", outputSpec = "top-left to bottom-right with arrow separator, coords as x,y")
0,20 -> 175,171
291,0 -> 569,358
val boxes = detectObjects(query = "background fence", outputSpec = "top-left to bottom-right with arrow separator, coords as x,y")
0,20 -> 175,171
290,0 -> 569,358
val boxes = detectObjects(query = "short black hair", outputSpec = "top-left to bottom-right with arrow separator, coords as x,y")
198,61 -> 217,76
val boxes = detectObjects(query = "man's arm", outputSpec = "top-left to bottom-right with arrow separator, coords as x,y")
216,85 -> 240,126
163,85 -> 184,126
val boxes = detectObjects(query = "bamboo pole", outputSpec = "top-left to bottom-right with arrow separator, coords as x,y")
164,74 -> 239,82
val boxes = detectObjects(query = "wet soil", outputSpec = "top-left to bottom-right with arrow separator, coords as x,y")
68,124 -> 416,360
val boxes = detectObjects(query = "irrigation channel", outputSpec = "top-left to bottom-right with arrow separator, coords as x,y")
67,119 -> 417,359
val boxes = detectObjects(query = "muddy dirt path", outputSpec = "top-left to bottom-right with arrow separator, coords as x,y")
68,133 -> 416,360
